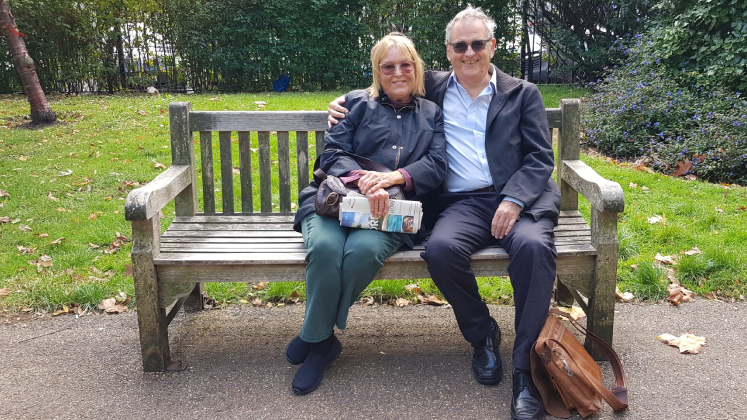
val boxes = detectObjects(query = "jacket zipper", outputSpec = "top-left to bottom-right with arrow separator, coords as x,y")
395,146 -> 403,169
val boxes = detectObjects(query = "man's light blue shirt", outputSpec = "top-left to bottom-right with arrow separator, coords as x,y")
442,69 -> 524,208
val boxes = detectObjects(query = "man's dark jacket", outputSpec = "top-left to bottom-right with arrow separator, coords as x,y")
423,66 -> 561,225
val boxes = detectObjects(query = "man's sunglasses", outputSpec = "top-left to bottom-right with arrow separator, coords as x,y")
448,38 -> 493,54
379,61 -> 415,75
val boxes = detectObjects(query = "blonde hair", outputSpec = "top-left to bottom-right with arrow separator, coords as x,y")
368,32 -> 425,99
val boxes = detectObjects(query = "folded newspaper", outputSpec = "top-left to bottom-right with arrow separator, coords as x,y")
339,195 -> 422,233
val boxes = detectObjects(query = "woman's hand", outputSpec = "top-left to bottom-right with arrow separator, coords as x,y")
366,188 -> 390,218
358,170 -> 404,194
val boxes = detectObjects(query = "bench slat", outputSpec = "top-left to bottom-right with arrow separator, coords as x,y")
168,223 -> 295,231
297,131 -> 309,192
199,131 -> 216,214
238,131 -> 253,213
162,230 -> 302,238
315,130 -> 324,159
278,131 -> 292,212
219,131 -> 235,214
190,111 -> 329,132
258,131 -> 272,212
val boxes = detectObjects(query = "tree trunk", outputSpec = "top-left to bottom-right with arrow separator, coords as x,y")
0,0 -> 56,124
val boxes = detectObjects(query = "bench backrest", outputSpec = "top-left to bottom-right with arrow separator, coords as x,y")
168,99 -> 581,216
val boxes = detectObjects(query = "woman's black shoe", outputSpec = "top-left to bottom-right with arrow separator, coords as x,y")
291,335 -> 342,395
285,335 -> 312,365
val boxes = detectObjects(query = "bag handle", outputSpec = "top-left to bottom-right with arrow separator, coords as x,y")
323,149 -> 394,173
548,309 -> 629,409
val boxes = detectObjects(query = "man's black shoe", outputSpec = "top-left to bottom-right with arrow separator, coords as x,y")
511,369 -> 545,420
471,318 -> 502,385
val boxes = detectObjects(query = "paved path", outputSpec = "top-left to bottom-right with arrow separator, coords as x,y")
2,299 -> 745,419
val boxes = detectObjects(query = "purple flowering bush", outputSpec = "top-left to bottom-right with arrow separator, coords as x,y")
582,35 -> 747,185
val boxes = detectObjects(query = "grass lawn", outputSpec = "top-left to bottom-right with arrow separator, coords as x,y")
1,86 -> 745,314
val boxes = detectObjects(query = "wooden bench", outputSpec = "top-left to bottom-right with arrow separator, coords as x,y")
125,99 -> 625,372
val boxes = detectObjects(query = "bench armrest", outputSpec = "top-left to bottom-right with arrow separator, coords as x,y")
560,160 -> 625,213
125,165 -> 193,221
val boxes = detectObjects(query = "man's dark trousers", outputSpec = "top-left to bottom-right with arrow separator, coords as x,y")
422,191 -> 557,370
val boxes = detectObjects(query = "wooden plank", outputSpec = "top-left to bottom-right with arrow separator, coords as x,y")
173,214 -> 295,224
545,108 -> 562,128
125,165 -> 192,221
199,131 -> 216,214
561,160 -> 625,213
258,131 -> 272,212
162,230 -> 302,238
161,237 -> 305,244
161,242 -> 306,250
167,223 -> 295,231
238,131 -> 253,213
170,102 -> 198,217
559,99 -> 580,212
297,131 -> 309,190
190,111 -> 328,132
218,131 -> 234,214
277,131 -> 291,212
315,130 -> 324,161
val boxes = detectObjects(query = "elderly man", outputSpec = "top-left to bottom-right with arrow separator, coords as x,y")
329,6 -> 558,420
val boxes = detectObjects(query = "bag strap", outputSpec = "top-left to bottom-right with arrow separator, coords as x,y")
323,149 -> 394,173
548,309 -> 629,409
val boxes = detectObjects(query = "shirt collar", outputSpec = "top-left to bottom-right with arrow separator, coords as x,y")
447,65 -> 497,96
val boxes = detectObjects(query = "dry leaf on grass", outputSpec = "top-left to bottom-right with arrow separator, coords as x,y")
255,281 -> 269,290
99,297 -> 128,314
0,189 -> 9,197
647,214 -> 666,225
29,255 -> 53,271
615,287 -> 635,302
47,192 -> 58,201
17,245 -> 37,254
556,305 -> 586,320
417,294 -> 447,306
656,333 -> 706,354
251,297 -> 263,306
254,101 -> 267,107
395,297 -> 410,307
668,283 -> 695,306
19,225 -> 32,232
404,283 -> 421,294
0,288 -> 11,297
137,109 -> 146,116
714,207 -> 724,213
152,160 -> 167,170
683,247 -> 702,256
628,182 -> 638,189
670,159 -> 693,177
655,253 -> 677,265
50,237 -> 65,245
0,216 -> 12,224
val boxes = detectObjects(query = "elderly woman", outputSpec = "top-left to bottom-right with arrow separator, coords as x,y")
288,33 -> 447,395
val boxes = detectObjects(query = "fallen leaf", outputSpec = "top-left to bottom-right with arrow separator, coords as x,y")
98,297 -> 127,314
738,206 -> 746,211
59,169 -> 73,176
683,247 -> 702,256
17,245 -> 37,254
557,305 -> 586,320
395,297 -> 410,307
52,309 -> 68,316
88,242 -> 100,249
50,237 -> 65,245
266,302 -> 274,308
209,97 -> 220,101
670,159 -> 692,177
0,216 -> 11,224
152,160 -> 166,170
360,296 -> 375,306
647,214 -> 665,224
256,281 -> 269,290
0,288 -> 11,297
417,294 -> 447,306
57,207 -> 67,212
19,225 -> 32,232
641,186 -> 650,191
47,192 -> 59,201
714,207 -> 724,213
250,148 -> 258,153
684,174 -> 697,181
656,333 -> 706,354
19,156 -> 28,161
254,101 -> 267,107
37,233 -> 48,238
628,182 -> 638,189
290,291 -> 300,298
404,283 -> 421,294
655,253 -> 677,265
88,213 -> 98,220
0,189 -> 9,197
668,283 -> 694,306
114,291 -> 130,304
251,297 -> 263,306
137,109 -> 146,116
615,287 -> 635,302
665,268 -> 679,285
238,299 -> 250,304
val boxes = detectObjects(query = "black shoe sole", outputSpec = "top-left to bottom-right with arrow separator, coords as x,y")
291,342 -> 342,395
474,368 -> 503,385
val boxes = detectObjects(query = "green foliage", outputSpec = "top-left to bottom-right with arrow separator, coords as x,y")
583,34 -> 747,184
654,0 -> 747,92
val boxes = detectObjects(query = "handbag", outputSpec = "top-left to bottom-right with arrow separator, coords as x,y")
530,309 -> 629,418
314,151 -> 405,218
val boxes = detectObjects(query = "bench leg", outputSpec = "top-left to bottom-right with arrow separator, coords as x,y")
132,217 -> 184,372
184,282 -> 206,312
585,210 -> 619,360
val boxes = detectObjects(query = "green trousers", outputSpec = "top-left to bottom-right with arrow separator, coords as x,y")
299,213 -> 403,342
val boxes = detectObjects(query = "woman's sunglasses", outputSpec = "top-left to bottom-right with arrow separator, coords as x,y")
380,61 -> 415,75
449,38 -> 493,54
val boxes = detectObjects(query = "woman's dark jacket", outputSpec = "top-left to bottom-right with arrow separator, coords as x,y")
293,89 -> 448,246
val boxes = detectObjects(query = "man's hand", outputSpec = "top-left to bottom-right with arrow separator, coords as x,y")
366,188 -> 390,218
327,95 -> 348,128
491,201 -> 521,239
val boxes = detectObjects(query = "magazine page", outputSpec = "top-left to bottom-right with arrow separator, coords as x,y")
339,196 -> 422,234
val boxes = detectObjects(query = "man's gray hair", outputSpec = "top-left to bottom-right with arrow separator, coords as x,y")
445,5 -> 497,44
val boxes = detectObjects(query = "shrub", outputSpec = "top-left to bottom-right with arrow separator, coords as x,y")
582,34 -> 747,185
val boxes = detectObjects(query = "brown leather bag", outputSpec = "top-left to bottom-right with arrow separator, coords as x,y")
314,151 -> 404,218
530,309 -> 629,418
